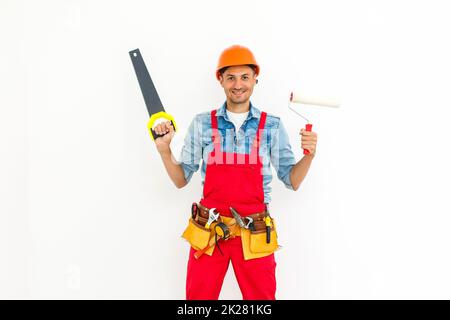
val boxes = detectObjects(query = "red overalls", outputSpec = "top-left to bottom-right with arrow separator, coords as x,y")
186,109 -> 276,300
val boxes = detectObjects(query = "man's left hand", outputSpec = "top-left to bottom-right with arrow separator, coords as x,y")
300,128 -> 318,156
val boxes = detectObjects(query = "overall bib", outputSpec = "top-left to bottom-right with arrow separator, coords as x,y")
186,109 -> 276,300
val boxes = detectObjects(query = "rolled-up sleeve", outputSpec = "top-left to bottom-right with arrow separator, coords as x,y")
270,118 -> 297,190
179,115 -> 202,183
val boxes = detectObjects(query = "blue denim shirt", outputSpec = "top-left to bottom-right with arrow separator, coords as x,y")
179,101 -> 297,203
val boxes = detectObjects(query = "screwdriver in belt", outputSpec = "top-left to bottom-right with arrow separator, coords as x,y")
264,204 -> 271,244
264,216 -> 271,244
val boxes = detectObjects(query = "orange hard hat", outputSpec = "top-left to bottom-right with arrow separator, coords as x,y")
216,45 -> 260,80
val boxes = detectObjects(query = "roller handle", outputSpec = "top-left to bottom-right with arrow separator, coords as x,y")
303,123 -> 313,155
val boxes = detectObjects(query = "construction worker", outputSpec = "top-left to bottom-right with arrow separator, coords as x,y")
153,45 -> 317,300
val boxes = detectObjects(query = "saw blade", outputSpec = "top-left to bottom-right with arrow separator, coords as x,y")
129,48 -> 165,116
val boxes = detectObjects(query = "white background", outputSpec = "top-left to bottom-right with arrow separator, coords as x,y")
1,0 -> 450,299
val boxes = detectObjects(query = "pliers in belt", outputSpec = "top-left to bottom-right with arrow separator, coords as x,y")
229,207 -> 256,231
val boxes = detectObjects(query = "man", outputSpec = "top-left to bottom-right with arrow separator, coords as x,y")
153,45 -> 317,300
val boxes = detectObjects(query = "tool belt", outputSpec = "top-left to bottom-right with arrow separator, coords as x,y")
195,203 -> 269,233
181,202 -> 280,260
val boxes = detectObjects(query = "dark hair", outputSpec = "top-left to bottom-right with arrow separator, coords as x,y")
219,64 -> 257,77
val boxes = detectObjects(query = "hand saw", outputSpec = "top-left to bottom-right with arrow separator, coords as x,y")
129,48 -> 177,140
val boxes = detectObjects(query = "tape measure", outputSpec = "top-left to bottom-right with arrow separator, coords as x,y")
214,222 -> 231,240
214,222 -> 231,256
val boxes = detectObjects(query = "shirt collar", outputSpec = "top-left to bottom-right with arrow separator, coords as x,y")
216,101 -> 261,121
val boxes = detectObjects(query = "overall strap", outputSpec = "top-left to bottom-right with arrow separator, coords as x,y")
210,109 -> 220,145
251,111 -> 267,153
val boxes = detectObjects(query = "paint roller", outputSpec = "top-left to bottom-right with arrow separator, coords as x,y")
288,91 -> 340,155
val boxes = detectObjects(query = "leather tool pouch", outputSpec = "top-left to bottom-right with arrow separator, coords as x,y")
181,218 -> 212,250
249,218 -> 278,253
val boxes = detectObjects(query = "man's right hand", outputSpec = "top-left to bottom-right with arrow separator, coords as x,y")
152,120 -> 186,188
153,121 -> 175,154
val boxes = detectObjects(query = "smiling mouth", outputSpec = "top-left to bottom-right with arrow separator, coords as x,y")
232,91 -> 245,96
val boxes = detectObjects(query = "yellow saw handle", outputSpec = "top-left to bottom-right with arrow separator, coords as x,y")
147,111 -> 178,141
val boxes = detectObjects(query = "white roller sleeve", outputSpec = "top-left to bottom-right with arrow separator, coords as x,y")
290,92 -> 340,108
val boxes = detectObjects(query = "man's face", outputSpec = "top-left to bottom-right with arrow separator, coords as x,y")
219,65 -> 257,105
